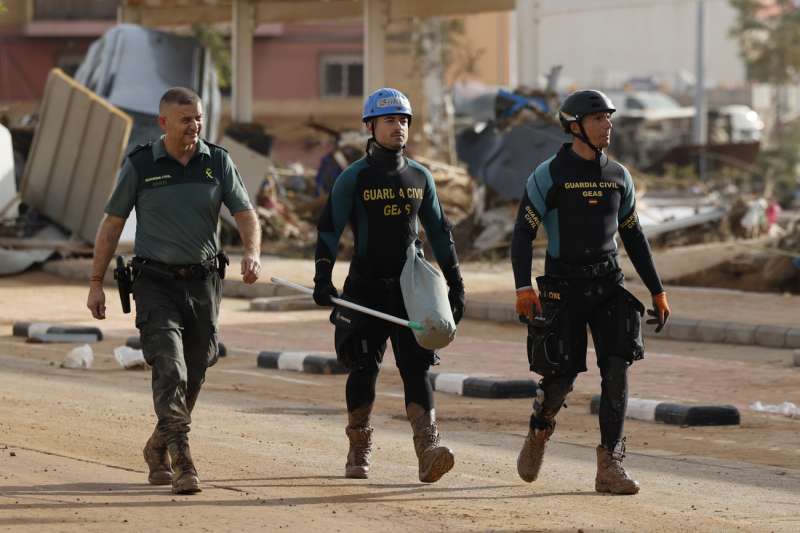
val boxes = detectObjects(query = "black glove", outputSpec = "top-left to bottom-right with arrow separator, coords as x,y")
448,287 -> 465,324
441,263 -> 465,325
313,278 -> 338,307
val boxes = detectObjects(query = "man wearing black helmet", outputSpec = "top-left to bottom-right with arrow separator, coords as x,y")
313,87 -> 465,483
511,90 -> 671,494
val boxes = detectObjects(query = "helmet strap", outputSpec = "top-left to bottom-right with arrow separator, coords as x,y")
576,120 -> 603,160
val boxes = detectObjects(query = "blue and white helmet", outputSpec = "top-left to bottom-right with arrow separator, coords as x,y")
362,87 -> 413,122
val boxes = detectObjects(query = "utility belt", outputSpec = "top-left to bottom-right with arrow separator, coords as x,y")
544,254 -> 620,280
347,256 -> 401,291
132,252 -> 228,281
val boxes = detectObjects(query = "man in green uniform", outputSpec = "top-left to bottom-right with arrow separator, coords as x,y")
87,87 -> 261,495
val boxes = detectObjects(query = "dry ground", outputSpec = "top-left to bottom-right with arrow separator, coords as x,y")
0,272 -> 798,532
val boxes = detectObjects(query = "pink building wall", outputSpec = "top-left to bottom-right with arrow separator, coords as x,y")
252,21 -> 362,100
0,36 -> 93,101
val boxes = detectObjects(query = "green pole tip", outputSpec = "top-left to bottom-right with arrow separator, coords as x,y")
409,321 -> 424,331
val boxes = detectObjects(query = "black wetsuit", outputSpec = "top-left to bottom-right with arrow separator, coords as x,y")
315,142 -> 462,413
510,143 -> 663,449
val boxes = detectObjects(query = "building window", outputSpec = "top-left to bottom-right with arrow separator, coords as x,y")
34,0 -> 117,21
321,55 -> 363,98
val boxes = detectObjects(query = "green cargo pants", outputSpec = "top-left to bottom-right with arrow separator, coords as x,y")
133,270 -> 221,447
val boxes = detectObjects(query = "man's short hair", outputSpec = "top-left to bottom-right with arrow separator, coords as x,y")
159,87 -> 201,113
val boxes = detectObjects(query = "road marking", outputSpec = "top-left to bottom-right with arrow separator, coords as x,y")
276,352 -> 307,371
378,391 -> 404,398
587,347 -> 680,358
434,373 -> 470,395
625,398 -> 661,421
220,369 -> 318,385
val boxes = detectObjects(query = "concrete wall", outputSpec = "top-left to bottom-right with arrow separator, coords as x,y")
450,11 -> 511,86
532,0 -> 745,91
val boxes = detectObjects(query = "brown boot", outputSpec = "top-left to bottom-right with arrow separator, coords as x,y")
517,421 -> 555,483
407,403 -> 454,483
143,429 -> 172,485
168,440 -> 202,495
345,404 -> 373,479
595,441 -> 640,495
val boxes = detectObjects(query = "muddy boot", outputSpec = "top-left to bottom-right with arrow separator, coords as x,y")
595,441 -> 640,495
516,420 -> 555,483
168,440 -> 202,495
345,404 -> 373,479
143,429 -> 173,485
407,404 -> 454,483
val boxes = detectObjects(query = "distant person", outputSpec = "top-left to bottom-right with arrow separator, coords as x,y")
86,87 -> 261,494
312,88 -> 465,483
511,90 -> 670,494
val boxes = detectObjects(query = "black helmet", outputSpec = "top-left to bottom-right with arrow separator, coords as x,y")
559,90 -> 616,134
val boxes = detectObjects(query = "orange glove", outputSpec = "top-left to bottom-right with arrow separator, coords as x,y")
515,287 -> 542,323
646,292 -> 671,333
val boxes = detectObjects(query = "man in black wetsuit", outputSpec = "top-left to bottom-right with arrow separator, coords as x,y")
511,90 -> 671,494
312,88 -> 465,483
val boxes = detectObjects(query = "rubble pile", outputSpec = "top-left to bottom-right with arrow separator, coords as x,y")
673,217 -> 800,294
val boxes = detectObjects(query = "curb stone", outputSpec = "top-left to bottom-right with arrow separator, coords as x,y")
429,372 -> 538,399
256,351 -> 346,374
40,261 -> 796,350
754,325 -> 790,348
249,295 -> 317,312
590,395 -> 740,426
252,354 -> 538,397
126,336 -> 227,357
786,329 -> 800,349
13,322 -> 103,343
465,301 -> 794,350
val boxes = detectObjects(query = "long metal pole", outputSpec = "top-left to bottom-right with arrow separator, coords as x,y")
693,0 -> 707,180
271,277 -> 424,331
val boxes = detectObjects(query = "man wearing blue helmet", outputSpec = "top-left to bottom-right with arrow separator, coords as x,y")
312,87 -> 465,483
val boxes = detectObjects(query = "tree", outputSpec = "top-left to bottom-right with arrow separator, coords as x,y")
192,24 -> 232,92
730,0 -> 800,204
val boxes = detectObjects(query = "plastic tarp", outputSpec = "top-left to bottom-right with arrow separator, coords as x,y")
399,242 -> 456,350
74,24 -> 220,148
456,121 -> 567,201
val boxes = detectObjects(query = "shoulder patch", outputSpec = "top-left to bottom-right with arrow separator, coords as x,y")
205,141 -> 229,154
127,143 -> 152,157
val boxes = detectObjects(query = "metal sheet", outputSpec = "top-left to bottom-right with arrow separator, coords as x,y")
0,125 -> 15,215
20,69 -> 132,243
219,135 -> 270,225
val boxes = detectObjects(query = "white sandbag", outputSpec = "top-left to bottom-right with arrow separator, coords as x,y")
113,346 -> 147,370
399,242 -> 456,350
61,344 -> 94,369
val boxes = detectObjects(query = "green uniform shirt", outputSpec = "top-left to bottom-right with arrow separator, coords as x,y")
105,137 -> 252,264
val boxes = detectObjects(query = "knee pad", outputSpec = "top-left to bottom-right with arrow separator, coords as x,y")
533,374 -> 576,421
